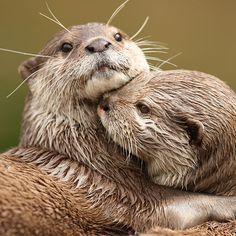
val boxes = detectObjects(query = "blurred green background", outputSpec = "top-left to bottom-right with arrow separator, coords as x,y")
0,0 -> 235,152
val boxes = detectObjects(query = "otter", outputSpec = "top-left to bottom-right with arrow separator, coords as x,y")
3,23 -> 236,235
98,69 -> 236,196
0,154 -> 131,236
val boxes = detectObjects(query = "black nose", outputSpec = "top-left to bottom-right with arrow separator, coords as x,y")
99,98 -> 110,112
85,39 -> 111,53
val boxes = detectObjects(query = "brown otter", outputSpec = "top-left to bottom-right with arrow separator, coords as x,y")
98,69 -> 236,196
0,154 -> 132,236
3,23 -> 236,235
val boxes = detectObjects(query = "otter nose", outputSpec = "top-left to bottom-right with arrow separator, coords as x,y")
99,98 -> 110,112
85,39 -> 111,53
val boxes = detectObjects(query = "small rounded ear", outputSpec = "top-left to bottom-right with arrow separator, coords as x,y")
185,118 -> 204,145
18,57 -> 42,80
175,113 -> 204,146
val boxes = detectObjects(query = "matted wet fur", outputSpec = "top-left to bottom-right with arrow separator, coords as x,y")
1,154 -> 236,236
2,22 -> 236,235
0,156 -> 235,236
0,154 -> 132,236
98,69 -> 236,196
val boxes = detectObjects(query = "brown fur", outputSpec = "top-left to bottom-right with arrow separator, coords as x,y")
98,69 -> 236,196
0,154 -> 130,236
2,24 -> 236,235
1,155 -> 236,236
142,221 -> 236,235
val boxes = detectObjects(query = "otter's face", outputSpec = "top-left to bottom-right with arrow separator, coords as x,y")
98,72 -> 204,187
18,23 -> 149,112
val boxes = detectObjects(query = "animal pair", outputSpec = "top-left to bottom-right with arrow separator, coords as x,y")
2,12 -> 236,233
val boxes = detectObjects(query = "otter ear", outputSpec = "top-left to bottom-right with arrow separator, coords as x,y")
176,114 -> 204,146
18,57 -> 41,80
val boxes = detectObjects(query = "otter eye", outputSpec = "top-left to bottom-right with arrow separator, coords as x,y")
61,43 -> 73,53
136,103 -> 150,114
114,33 -> 122,42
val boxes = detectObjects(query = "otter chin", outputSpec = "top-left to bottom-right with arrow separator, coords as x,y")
98,70 -> 236,196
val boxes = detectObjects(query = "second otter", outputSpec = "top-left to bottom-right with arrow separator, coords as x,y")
98,70 -> 236,196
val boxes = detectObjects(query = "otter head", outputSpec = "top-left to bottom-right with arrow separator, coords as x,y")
18,22 -> 150,161
98,70 -> 236,191
19,23 -> 149,111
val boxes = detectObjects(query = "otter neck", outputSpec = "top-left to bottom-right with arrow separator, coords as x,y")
17,94 -> 139,182
187,144 -> 236,196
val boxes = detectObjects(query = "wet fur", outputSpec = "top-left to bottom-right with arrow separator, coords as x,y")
2,23 -> 236,235
0,154 -> 131,236
99,70 -> 236,196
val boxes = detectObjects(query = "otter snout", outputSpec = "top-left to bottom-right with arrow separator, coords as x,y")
85,38 -> 111,53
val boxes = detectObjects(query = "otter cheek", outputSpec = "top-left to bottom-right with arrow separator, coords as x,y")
125,43 -> 150,76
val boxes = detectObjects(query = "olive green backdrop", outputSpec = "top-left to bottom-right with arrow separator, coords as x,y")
0,0 -> 235,152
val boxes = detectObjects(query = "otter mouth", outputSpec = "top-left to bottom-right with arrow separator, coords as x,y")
91,62 -> 127,79
97,64 -> 116,73
83,58 -> 130,99
92,64 -> 117,78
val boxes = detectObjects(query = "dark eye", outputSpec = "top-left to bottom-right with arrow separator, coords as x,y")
136,103 -> 150,114
114,33 -> 122,42
61,43 -> 73,53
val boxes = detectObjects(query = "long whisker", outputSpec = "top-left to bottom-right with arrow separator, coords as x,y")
6,66 -> 46,98
39,13 -> 70,33
143,50 -> 167,54
141,47 -> 167,51
134,36 -> 151,43
146,56 -> 173,63
136,39 -> 167,45
7,61 -> 61,99
158,52 -> 182,69
146,56 -> 177,67
149,65 -> 159,71
136,42 -> 168,50
0,48 -> 52,58
7,80 -> 28,99
130,17 -> 149,40
107,0 -> 130,25
45,2 -> 70,33
148,63 -> 161,71
39,13 -> 61,27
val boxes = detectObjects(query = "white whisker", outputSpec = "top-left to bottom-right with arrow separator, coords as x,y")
136,40 -> 167,48
141,47 -> 167,51
149,65 -> 160,71
130,17 -> 149,40
141,47 -> 166,50
143,51 -> 167,54
134,36 -> 151,43
45,2 -> 70,33
7,81 -> 28,99
158,52 -> 182,69
39,13 -> 70,33
0,48 -> 52,58
146,56 -> 177,67
107,0 -> 130,25
39,13 -> 60,27
6,66 -> 46,98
